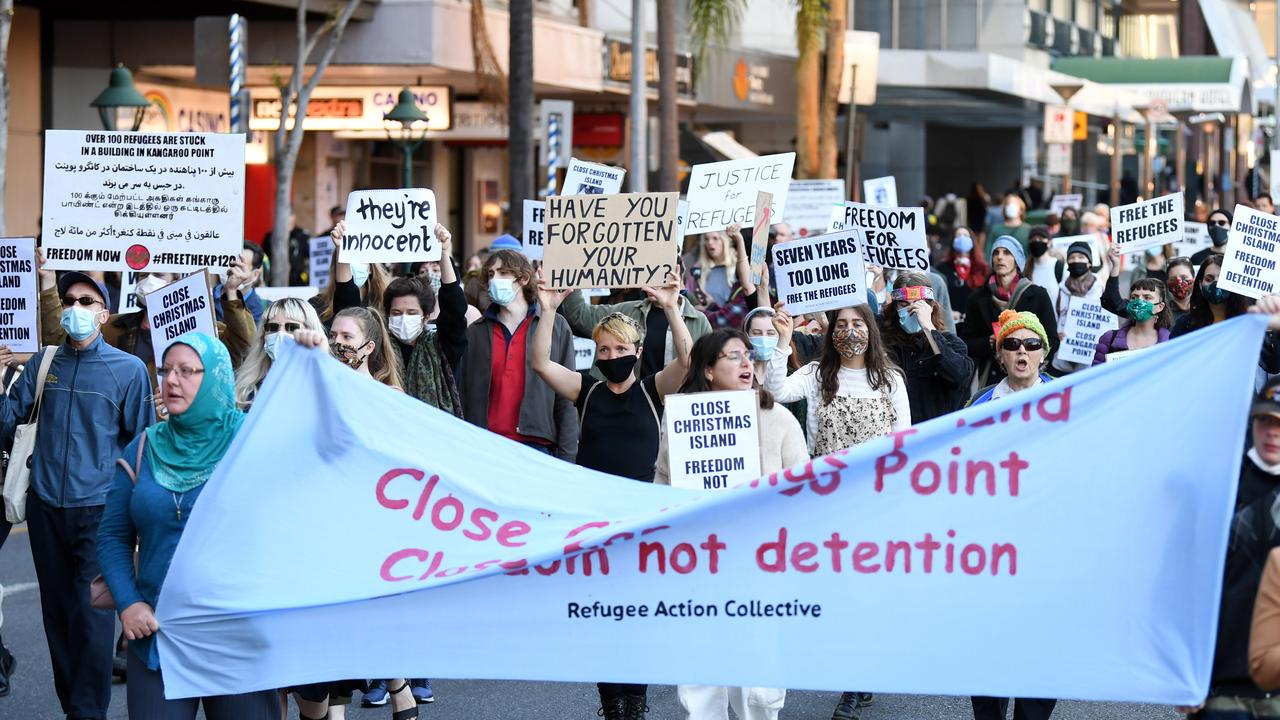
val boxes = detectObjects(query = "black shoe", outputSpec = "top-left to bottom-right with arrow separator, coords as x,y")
0,643 -> 14,698
112,632 -> 128,683
623,694 -> 648,720
598,696 -> 627,720
857,692 -> 875,708
832,691 -> 861,720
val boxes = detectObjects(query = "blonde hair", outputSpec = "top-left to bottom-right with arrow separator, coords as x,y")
235,297 -> 325,409
591,312 -> 642,346
697,231 -> 737,295
313,246 -> 390,322
334,306 -> 403,391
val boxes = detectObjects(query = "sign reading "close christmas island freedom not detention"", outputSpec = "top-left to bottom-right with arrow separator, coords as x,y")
41,130 -> 244,273
1218,204 -> 1280,300
664,390 -> 761,491
542,192 -> 680,290
771,229 -> 867,315
340,189 -> 440,264
146,271 -> 217,371
0,237 -> 38,354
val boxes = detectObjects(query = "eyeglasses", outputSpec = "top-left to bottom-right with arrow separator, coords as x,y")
263,321 -> 302,333
1210,219 -> 1231,228
157,366 -> 205,381
60,295 -> 102,308
1000,337 -> 1045,352
717,351 -> 751,364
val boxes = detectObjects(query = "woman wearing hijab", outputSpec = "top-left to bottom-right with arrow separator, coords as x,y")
97,333 -> 280,719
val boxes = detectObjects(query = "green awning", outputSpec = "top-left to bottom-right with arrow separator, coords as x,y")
1051,56 -> 1251,114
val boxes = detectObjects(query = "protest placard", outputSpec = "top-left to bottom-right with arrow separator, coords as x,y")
42,130 -> 245,273
572,336 -> 595,371
675,199 -> 689,235
309,235 -> 335,289
1049,194 -> 1083,216
863,176 -> 897,207
561,158 -> 625,196
685,153 -> 795,235
1110,192 -> 1183,253
0,237 -> 38,353
1051,233 -> 1102,265
663,389 -> 761,491
340,189 -> 439,264
1105,349 -> 1146,363
147,271 -> 217,370
771,229 -> 867,315
1218,205 -> 1280,299
1178,221 -> 1212,259
750,191 -> 773,285
787,180 -> 846,236
542,191 -> 680,290
522,200 -> 545,260
828,202 -> 928,272
118,271 -> 141,315
1059,297 -> 1117,365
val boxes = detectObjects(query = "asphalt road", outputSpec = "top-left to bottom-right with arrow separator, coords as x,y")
1,526 -> 1182,719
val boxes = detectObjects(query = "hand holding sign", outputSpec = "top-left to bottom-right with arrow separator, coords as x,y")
535,269 -> 572,313
640,271 -> 683,311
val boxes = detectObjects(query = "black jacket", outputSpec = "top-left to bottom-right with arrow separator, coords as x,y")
887,330 -> 974,423
958,280 -> 1059,384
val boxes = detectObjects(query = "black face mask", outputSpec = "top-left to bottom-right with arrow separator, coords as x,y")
595,355 -> 638,383
1029,240 -> 1049,257
1208,225 -> 1229,246
1067,262 -> 1089,278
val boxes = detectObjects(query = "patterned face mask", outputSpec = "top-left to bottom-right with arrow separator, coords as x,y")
832,327 -> 869,358
330,341 -> 369,370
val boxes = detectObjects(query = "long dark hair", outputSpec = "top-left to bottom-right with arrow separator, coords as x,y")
880,272 -> 945,351
1186,254 -> 1249,331
1129,278 -> 1175,330
677,328 -> 774,409
819,304 -> 898,406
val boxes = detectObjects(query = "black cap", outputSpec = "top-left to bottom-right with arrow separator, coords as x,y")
1028,225 -> 1051,241
57,271 -> 110,307
1253,377 -> 1280,420
1067,241 -> 1093,263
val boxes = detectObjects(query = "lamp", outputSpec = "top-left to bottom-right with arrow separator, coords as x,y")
383,87 -> 429,188
90,65 -> 151,132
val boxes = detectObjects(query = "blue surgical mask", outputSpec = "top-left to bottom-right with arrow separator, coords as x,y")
749,335 -> 778,361
350,264 -> 370,289
262,332 -> 284,360
953,234 -> 974,254
489,278 -> 517,306
897,306 -> 923,334
61,306 -> 100,342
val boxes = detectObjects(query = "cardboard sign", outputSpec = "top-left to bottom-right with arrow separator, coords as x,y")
750,191 -> 773,285
1052,233 -> 1103,265
572,336 -> 595,371
0,237 -> 38,353
1218,205 -> 1280,299
771,229 -> 867,315
542,192 -> 680,290
685,153 -> 796,235
787,180 -> 847,236
862,176 -> 897,208
828,202 -> 929,272
309,235 -> 335,289
1059,297 -> 1117,365
340,189 -> 439,264
522,200 -> 546,260
1110,193 -> 1184,253
561,158 -> 625,196
147,271 -> 217,370
663,389 -> 761,491
42,130 -> 245,273
118,270 -> 142,315
1049,194 -> 1083,216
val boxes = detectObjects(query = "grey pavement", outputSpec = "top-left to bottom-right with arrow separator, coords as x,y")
1,526 -> 1181,719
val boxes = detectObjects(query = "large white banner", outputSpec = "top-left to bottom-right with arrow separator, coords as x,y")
155,317 -> 1267,704
685,153 -> 795,235
42,130 -> 245,273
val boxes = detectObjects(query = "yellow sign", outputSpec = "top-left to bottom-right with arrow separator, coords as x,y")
1073,112 -> 1088,141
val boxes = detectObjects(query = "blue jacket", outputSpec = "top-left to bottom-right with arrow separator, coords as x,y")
0,335 -> 154,507
969,373 -> 1053,406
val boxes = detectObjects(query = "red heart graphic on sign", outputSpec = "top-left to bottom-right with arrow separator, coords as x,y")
125,244 -> 150,271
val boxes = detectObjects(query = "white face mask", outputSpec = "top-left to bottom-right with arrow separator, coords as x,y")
135,275 -> 168,306
388,314 -> 424,344
1004,202 -> 1019,220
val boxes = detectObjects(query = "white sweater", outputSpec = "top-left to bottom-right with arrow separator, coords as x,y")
764,347 -> 912,454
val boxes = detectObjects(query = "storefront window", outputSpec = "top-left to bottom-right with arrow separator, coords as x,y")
1075,0 -> 1094,29
1101,6 -> 1116,38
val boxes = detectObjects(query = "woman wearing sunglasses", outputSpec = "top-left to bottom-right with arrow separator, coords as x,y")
233,297 -> 326,410
970,311 -> 1052,405
879,274 -> 974,422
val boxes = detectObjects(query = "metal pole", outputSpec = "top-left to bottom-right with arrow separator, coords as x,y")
844,63 -> 858,201
629,0 -> 647,192
1175,120 -> 1186,194
1144,115 -> 1156,198
1111,109 -> 1121,206
401,141 -> 413,189
546,113 -> 559,197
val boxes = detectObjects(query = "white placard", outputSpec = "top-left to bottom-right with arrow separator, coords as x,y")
309,235 -> 335,289
340,189 -> 440,264
1177,221 -> 1213,258
572,336 -> 595,371
1059,297 -> 1117,365
561,158 -> 625,196
685,153 -> 796,235
147,271 -> 217,370
1110,192 -> 1184,254
522,200 -> 545,260
581,288 -> 611,298
1051,233 -> 1103,265
787,179 -> 847,236
1049,194 -> 1083,216
118,270 -> 142,315
1218,204 -> 1280,299
1044,104 -> 1074,145
862,176 -> 898,208
1046,143 -> 1072,176
771,229 -> 867,315
42,130 -> 245,273
1105,348 -> 1147,363
0,238 -> 38,353
828,202 -> 929,272
663,389 -> 761,491
676,199 -> 689,234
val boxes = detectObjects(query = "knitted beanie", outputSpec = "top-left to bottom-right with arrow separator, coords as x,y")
995,309 -> 1049,349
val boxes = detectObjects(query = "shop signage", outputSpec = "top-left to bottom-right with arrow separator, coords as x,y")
249,86 -> 453,132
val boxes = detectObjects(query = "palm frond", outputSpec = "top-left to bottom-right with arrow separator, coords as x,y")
688,0 -> 750,67
470,0 -> 508,107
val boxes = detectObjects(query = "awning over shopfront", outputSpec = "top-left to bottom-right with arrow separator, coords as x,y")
698,131 -> 757,161
1198,0 -> 1271,86
1052,56 -> 1254,115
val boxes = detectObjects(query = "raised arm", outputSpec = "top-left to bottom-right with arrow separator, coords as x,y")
531,271 -> 584,402
727,223 -> 756,297
650,270 -> 694,398
331,221 -> 352,284
763,308 -> 814,403
432,224 -> 468,370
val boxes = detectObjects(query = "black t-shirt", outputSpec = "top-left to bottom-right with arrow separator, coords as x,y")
573,371 -> 663,481
640,308 -> 669,378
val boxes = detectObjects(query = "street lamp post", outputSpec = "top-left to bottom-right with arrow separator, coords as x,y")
90,65 -> 151,132
383,87 -> 429,188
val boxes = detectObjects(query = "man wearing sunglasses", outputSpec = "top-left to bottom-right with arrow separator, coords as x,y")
0,270 -> 152,720
1192,208 -> 1234,266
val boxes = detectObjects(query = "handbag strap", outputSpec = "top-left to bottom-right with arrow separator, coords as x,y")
25,346 -> 57,424
114,433 -> 148,487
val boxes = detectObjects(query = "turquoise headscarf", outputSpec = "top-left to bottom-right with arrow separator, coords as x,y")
146,332 -> 245,493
